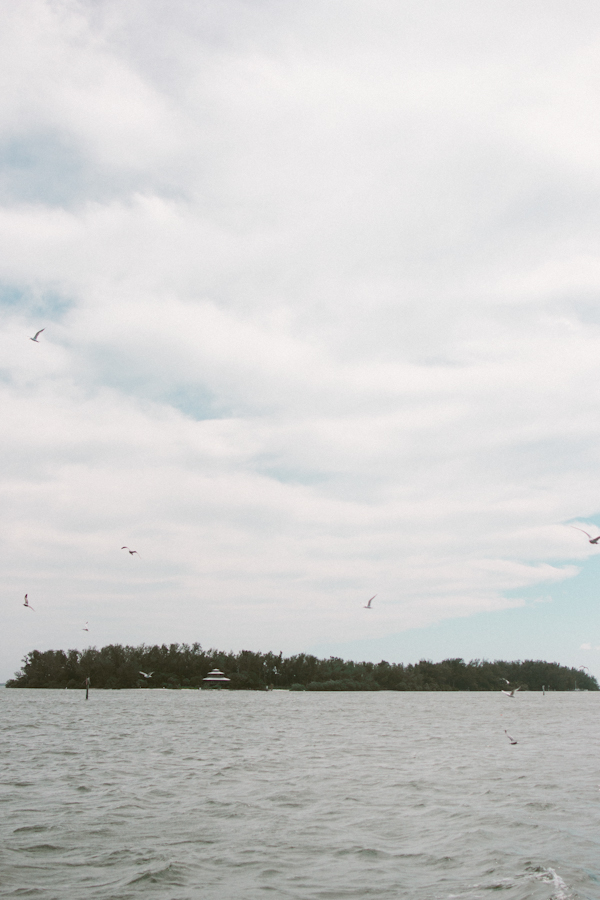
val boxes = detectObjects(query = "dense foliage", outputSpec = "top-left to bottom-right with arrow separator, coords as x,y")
6,644 -> 598,691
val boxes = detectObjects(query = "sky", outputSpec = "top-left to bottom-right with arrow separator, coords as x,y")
2,0 -> 600,683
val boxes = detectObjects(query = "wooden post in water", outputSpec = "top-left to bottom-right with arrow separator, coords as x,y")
85,677 -> 90,700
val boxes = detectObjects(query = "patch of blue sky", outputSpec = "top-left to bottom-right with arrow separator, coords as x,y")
0,282 -> 73,318
0,132 -> 89,207
549,290 -> 600,325
78,350 -> 219,420
502,550 -> 600,612
309,556 -> 600,677
0,131 -> 176,208
255,459 -> 330,486
0,284 -> 25,308
163,385 -> 219,421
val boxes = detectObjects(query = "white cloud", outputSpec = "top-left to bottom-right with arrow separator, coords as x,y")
3,0 -> 600,678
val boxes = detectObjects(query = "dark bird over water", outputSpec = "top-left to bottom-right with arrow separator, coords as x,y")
363,595 -> 376,609
571,526 -> 600,544
30,329 -> 45,342
121,546 -> 140,556
23,594 -> 34,611
505,729 -> 518,745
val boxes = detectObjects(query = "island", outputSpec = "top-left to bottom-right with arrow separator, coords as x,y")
5,644 -> 598,691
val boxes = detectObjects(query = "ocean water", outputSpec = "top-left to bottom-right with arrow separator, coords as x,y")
1,690 -> 599,900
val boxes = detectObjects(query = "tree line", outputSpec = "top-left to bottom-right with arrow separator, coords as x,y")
5,643 -> 598,691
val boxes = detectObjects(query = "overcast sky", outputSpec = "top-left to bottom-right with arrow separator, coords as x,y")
2,0 -> 600,683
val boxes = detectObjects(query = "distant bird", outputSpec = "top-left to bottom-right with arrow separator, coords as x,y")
121,546 -> 140,556
23,594 -> 34,611
363,595 -> 376,609
501,687 -> 520,698
139,671 -> 153,678
82,622 -> 89,632
29,329 -> 45,342
571,526 -> 600,544
504,729 -> 518,745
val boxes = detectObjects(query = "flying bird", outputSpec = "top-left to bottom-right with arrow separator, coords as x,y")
23,594 -> 34,611
139,671 -> 153,678
504,729 -> 518,745
571,526 -> 600,544
363,595 -> 376,609
30,329 -> 45,342
501,687 -> 520,698
82,622 -> 89,631
121,546 -> 140,556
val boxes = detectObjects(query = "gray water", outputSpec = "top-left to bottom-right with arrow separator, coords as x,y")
1,690 -> 599,900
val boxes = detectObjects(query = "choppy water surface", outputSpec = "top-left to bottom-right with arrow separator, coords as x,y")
1,690 -> 599,899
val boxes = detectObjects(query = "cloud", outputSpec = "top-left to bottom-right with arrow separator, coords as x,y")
3,0 -> 600,677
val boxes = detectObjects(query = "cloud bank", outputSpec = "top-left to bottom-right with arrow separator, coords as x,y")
2,0 -> 600,679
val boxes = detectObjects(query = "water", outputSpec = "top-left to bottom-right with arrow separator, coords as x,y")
1,690 -> 599,900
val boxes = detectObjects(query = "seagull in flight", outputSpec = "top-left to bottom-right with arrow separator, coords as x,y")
501,687 -> 520,697
30,329 -> 45,342
121,546 -> 140,556
139,671 -> 153,678
504,729 -> 518,745
571,526 -> 600,544
363,595 -> 376,609
23,594 -> 34,611
82,622 -> 89,632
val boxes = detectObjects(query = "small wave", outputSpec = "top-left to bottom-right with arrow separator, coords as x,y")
468,865 -> 575,898
91,848 -> 151,866
21,844 -> 63,853
536,867 -> 572,900
356,847 -> 390,859
334,846 -> 394,860
11,889 -> 46,896
4,724 -> 39,730
168,838 -> 216,847
127,863 -> 187,886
